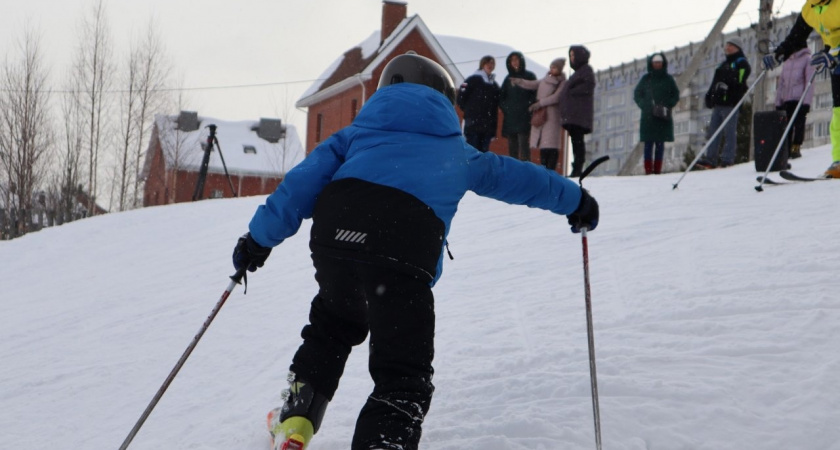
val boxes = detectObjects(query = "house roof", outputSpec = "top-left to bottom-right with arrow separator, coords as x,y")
142,114 -> 305,180
296,14 -> 548,108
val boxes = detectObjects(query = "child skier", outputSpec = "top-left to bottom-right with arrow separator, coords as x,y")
232,53 -> 600,450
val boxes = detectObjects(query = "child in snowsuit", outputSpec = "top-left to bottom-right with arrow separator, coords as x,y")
232,54 -> 599,450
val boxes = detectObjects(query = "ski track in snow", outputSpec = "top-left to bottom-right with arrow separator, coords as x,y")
1,146 -> 839,449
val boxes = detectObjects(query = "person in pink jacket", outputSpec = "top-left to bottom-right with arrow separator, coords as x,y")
511,57 -> 567,170
775,47 -> 815,159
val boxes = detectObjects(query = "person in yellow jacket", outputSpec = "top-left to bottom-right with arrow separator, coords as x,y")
765,0 -> 840,177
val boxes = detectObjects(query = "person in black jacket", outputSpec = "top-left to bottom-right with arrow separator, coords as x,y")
698,38 -> 751,169
499,51 -> 537,161
559,45 -> 596,177
457,55 -> 501,152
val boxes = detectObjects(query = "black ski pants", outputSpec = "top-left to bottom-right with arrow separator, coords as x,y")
290,253 -> 435,450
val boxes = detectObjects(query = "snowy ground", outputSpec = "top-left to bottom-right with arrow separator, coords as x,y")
2,146 -> 839,450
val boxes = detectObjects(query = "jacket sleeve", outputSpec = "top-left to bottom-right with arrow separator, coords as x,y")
633,76 -> 648,109
466,146 -> 582,215
248,130 -> 349,247
539,76 -> 565,107
666,76 -> 680,108
776,14 -> 812,59
457,76 -> 474,111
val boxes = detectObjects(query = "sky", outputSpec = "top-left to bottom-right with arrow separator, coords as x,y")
0,0 -> 804,137
2,144 -> 838,449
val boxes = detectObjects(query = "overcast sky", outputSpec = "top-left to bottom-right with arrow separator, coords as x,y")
1,0 -> 802,136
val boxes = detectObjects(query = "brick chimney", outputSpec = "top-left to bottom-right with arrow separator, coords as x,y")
381,1 -> 407,44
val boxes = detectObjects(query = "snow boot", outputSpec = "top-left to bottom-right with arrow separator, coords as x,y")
267,372 -> 330,450
824,160 -> 840,178
644,160 -> 653,175
790,144 -> 802,159
653,159 -> 663,174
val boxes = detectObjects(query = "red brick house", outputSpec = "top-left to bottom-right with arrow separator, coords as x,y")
141,112 -> 304,206
295,1 -> 566,170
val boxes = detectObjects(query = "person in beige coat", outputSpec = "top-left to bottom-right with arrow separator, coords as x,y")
512,58 -> 567,170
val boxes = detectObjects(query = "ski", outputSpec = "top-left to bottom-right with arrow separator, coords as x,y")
756,175 -> 785,185
779,170 -> 832,182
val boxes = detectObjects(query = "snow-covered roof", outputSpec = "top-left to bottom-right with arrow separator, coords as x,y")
146,114 -> 305,179
296,15 -> 547,108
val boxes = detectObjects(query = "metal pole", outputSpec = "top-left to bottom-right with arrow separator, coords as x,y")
672,69 -> 768,189
580,226 -> 602,450
574,155 -> 608,450
118,268 -> 247,450
755,69 -> 819,191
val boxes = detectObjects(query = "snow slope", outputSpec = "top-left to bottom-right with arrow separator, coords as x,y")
2,146 -> 839,450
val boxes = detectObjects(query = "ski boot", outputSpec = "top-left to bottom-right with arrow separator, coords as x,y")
824,161 -> 840,178
267,372 -> 329,450
790,144 -> 802,159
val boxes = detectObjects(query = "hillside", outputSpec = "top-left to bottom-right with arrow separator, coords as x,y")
1,146 -> 838,450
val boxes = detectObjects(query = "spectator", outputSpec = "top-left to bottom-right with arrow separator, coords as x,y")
633,52 -> 680,174
559,45 -> 596,177
231,54 -> 599,450
774,47 -> 815,159
499,51 -> 538,161
512,57 -> 567,170
698,38 -> 751,169
457,55 -> 501,152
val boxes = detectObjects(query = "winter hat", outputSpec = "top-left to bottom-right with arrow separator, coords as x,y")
726,37 -> 744,52
550,57 -> 566,70
651,54 -> 664,63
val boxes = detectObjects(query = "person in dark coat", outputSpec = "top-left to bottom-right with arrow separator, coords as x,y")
633,52 -> 680,174
559,45 -> 596,177
499,51 -> 537,161
698,38 -> 751,169
457,55 -> 501,152
230,54 -> 600,450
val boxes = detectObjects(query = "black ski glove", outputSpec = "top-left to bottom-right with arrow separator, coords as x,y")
232,232 -> 272,272
567,188 -> 599,233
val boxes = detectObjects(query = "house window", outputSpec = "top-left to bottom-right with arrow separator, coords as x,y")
243,145 -> 257,154
210,189 -> 224,199
316,113 -> 324,143
351,99 -> 358,121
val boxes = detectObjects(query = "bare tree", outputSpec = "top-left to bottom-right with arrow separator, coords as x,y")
72,0 -> 115,215
0,26 -> 53,237
54,67 -> 87,224
113,40 -> 141,211
131,19 -> 170,209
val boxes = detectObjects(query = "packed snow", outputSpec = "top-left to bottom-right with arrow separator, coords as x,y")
1,146 -> 838,450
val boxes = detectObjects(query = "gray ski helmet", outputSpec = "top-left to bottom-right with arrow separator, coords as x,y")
378,53 -> 456,105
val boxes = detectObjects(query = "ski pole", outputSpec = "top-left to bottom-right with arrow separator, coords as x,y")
118,268 -> 247,450
673,69 -> 768,190
755,68 -> 818,192
576,156 -> 608,450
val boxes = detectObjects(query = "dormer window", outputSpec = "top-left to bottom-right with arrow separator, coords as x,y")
243,145 -> 257,154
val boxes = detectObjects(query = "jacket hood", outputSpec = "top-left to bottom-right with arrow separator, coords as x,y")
353,83 -> 462,137
647,52 -> 669,73
569,45 -> 591,70
505,51 -> 527,75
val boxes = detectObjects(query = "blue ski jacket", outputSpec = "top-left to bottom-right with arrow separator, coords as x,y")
248,82 -> 582,284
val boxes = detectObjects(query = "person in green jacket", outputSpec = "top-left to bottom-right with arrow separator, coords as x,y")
499,51 -> 537,161
633,52 -> 680,174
